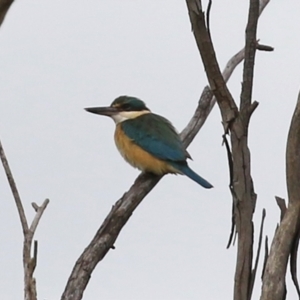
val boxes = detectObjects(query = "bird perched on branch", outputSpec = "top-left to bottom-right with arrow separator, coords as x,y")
85,96 -> 213,188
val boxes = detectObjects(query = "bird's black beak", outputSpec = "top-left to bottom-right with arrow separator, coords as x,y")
84,106 -> 119,117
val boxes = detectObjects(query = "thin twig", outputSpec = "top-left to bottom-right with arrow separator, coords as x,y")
261,236 -> 268,280
206,0 -> 212,39
222,133 -> 236,249
249,208 -> 266,298
226,201 -> 236,249
0,139 -> 28,233
0,141 -> 49,300
30,199 -> 50,233
33,240 -> 38,272
257,44 -> 274,51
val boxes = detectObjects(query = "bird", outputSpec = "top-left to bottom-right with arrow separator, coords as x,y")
85,96 -> 213,188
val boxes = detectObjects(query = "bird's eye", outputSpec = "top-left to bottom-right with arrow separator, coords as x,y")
122,104 -> 131,111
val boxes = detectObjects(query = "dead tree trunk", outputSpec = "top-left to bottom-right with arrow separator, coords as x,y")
261,92 -> 300,300
186,1 -> 267,300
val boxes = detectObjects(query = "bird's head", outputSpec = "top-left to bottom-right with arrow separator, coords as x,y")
85,96 -> 150,124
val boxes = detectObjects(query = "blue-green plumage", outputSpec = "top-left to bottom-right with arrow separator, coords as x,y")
121,113 -> 213,188
85,96 -> 213,189
111,96 -> 149,111
168,162 -> 213,189
121,113 -> 188,161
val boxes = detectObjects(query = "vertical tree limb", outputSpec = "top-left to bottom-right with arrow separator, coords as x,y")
185,1 -> 266,300
186,0 -> 238,128
290,228 -> 300,298
261,91 -> 300,300
234,1 -> 259,300
261,236 -> 269,280
240,0 -> 259,113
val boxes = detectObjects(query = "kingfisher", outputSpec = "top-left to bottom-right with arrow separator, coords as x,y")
85,96 -> 213,188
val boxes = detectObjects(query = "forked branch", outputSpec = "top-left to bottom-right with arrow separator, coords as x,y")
0,139 -> 49,300
185,1 -> 270,300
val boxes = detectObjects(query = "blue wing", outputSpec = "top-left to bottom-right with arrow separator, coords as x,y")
121,113 -> 213,188
121,113 -> 188,162
169,162 -> 213,188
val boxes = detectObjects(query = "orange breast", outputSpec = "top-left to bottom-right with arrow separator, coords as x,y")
114,124 -> 178,175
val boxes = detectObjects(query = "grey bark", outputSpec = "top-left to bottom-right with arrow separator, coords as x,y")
260,92 -> 300,300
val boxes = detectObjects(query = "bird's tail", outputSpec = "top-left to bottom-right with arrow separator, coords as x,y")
170,162 -> 213,189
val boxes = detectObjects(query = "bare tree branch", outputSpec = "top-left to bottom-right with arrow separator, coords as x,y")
181,47 -> 245,146
256,43 -> 274,51
0,0 -> 14,27
61,172 -> 161,300
0,139 -> 49,300
0,139 -> 28,233
30,200 -> 50,233
261,91 -> 300,300
249,209 -> 266,298
186,0 -> 238,129
185,1 -> 271,300
290,228 -> 300,299
184,39 -> 273,149
183,0 -> 270,141
286,92 -> 300,206
261,236 -> 269,280
240,0 -> 260,112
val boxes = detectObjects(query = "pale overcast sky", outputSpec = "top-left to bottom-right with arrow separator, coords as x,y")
0,1 -> 299,299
